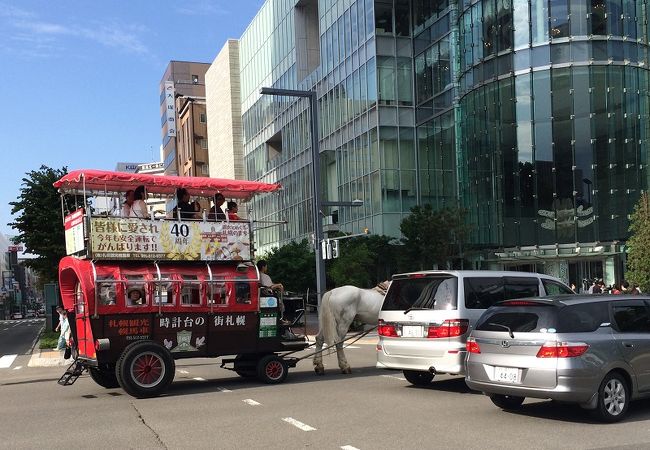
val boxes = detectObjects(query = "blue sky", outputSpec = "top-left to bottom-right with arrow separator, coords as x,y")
0,0 -> 264,235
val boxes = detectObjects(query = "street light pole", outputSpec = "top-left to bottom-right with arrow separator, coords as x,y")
260,87 -> 327,307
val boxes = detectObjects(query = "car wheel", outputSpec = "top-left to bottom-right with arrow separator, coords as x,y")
256,355 -> 288,384
489,394 -> 525,410
403,370 -> 434,386
593,372 -> 629,422
116,341 -> 175,398
88,366 -> 120,389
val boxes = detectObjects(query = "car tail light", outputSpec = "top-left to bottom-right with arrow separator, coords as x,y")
536,342 -> 589,358
427,319 -> 469,338
466,336 -> 481,354
378,320 -> 398,337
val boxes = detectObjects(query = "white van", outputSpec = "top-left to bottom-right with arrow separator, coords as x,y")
376,270 -> 574,386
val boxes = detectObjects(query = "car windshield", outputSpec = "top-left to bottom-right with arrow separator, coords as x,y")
476,302 -> 609,334
381,276 -> 457,311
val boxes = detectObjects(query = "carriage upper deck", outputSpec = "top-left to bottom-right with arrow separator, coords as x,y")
54,169 -> 281,263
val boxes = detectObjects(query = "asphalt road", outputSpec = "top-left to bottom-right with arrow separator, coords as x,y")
0,319 -> 43,368
3,340 -> 650,449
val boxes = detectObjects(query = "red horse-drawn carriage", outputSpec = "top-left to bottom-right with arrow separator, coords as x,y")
55,170 -> 308,398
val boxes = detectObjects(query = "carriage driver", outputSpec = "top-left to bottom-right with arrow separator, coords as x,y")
256,260 -> 289,325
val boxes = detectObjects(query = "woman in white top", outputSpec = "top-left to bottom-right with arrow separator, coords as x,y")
121,190 -> 134,217
129,185 -> 150,219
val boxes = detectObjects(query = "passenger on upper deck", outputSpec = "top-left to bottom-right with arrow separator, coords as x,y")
227,201 -> 240,221
130,185 -> 150,219
173,188 -> 201,219
121,190 -> 134,217
208,193 -> 226,221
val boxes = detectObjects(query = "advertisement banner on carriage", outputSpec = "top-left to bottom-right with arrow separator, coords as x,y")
88,217 -> 250,261
64,208 -> 86,255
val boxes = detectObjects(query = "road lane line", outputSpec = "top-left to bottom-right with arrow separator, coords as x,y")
217,387 -> 232,393
192,377 -> 206,381
282,417 -> 316,432
13,366 -> 22,370
341,446 -> 360,450
344,346 -> 360,349
0,355 -> 18,368
242,399 -> 261,406
381,375 -> 407,381
178,369 -> 189,374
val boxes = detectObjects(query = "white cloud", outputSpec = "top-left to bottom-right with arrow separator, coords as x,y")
176,0 -> 229,16
0,4 -> 150,58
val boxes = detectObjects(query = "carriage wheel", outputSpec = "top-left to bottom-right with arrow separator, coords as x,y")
234,354 -> 258,378
88,366 -> 120,389
256,355 -> 288,384
116,341 -> 175,398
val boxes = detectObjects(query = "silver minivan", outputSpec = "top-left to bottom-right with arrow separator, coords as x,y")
466,295 -> 650,422
376,270 -> 573,386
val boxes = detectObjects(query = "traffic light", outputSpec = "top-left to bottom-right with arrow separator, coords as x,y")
331,239 -> 340,259
363,227 -> 370,234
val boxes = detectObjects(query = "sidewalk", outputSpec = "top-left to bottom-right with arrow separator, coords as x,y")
28,348 -> 70,368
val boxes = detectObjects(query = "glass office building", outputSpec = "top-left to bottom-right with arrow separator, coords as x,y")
237,0 -> 650,286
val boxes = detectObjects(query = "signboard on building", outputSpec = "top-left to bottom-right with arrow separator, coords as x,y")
64,209 -> 86,255
7,245 -> 23,252
164,81 -> 177,137
89,218 -> 250,261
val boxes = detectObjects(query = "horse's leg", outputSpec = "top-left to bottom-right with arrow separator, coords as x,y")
313,331 -> 325,375
336,340 -> 351,374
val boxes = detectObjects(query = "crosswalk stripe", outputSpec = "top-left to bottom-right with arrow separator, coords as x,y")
0,355 -> 18,368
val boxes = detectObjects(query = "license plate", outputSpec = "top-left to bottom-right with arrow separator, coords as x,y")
494,366 -> 520,384
402,325 -> 423,338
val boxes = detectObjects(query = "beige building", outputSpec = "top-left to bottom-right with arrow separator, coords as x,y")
205,40 -> 244,180
159,61 -> 211,177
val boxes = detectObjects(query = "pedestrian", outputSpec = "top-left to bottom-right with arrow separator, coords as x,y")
173,187 -> 201,219
55,308 -> 71,351
592,280 -> 602,294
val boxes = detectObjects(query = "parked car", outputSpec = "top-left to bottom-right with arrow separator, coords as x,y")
465,295 -> 650,422
11,312 -> 23,320
376,270 -> 574,386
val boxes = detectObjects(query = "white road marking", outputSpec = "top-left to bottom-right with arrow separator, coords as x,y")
0,354 -> 18,368
344,346 -> 360,349
178,369 -> 189,374
217,387 -> 232,393
381,375 -> 407,381
192,377 -> 206,381
282,417 -> 316,432
13,366 -> 22,370
242,399 -> 261,406
341,446 -> 361,450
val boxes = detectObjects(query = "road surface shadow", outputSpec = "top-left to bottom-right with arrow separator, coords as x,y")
502,399 -> 650,424
405,376 -> 479,395
2,377 -> 60,386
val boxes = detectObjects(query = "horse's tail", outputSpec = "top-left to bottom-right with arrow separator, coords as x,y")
320,289 -> 337,347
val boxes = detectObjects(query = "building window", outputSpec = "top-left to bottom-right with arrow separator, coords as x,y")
200,139 -> 208,149
192,74 -> 199,84
200,113 -> 207,123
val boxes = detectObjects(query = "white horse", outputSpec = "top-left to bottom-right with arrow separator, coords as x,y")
313,282 -> 389,375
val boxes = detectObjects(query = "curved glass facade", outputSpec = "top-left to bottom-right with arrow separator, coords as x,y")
457,0 -> 650,249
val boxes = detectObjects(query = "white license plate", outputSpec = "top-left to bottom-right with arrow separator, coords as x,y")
494,366 -> 520,384
402,325 -> 423,338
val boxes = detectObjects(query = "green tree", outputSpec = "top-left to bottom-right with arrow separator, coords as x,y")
400,204 -> 471,271
9,166 -> 69,282
261,239 -> 315,293
626,192 -> 650,292
327,239 -> 373,288
325,234 -> 398,288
